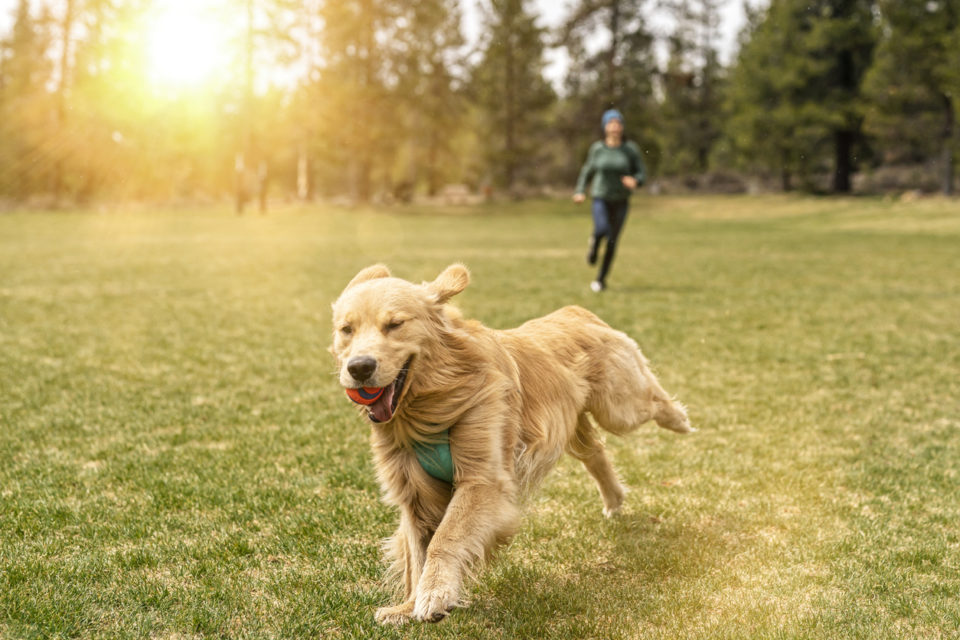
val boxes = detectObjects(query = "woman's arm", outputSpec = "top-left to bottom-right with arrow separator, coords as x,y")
573,142 -> 598,200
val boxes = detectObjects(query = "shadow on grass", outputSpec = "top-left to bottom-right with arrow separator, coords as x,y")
462,509 -> 740,638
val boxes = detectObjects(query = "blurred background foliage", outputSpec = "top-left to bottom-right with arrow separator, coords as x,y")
0,0 -> 957,206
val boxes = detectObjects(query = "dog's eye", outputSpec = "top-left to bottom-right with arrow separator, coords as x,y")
340,325 -> 353,335
385,320 -> 404,332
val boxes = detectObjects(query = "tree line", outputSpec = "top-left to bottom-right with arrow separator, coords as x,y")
0,0 -> 957,207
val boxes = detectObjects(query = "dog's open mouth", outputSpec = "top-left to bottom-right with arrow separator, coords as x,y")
365,359 -> 411,423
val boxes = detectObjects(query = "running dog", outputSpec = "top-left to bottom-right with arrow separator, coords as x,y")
329,263 -> 692,624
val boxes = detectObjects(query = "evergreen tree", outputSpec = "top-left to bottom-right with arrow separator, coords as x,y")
725,0 -> 876,192
658,0 -> 725,175
392,0 -> 466,197
66,0 -> 145,201
232,0 -> 303,212
863,0 -> 959,194
0,0 -> 54,199
725,1 -> 806,189
51,0 -> 76,200
818,0 -> 878,192
312,0 -> 402,202
471,0 -> 554,191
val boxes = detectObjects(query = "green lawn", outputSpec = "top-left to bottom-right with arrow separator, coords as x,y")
1,195 -> 958,639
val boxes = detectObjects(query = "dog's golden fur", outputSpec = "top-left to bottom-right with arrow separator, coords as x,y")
330,264 -> 692,624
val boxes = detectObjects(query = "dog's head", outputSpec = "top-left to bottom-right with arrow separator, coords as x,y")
330,263 -> 469,424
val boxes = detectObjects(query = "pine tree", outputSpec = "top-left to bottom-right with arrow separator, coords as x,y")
232,0 -> 302,212
818,0 -> 878,192
311,0 -> 402,202
864,0 -> 959,194
50,0 -> 76,200
471,0 -> 554,191
725,0 -> 876,192
393,0 -> 466,197
658,0 -> 725,175
0,0 -> 54,199
64,0 -> 145,201
725,1 -> 810,190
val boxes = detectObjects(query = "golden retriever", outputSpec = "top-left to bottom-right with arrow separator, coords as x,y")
329,263 -> 692,624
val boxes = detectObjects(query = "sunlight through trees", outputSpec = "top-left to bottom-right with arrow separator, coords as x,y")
0,0 -> 958,204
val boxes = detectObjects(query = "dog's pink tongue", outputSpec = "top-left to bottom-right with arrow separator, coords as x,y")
369,384 -> 395,422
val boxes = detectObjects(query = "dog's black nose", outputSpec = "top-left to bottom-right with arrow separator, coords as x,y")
347,356 -> 377,382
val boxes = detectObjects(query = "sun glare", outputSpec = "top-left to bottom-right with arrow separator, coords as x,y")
145,1 -> 232,89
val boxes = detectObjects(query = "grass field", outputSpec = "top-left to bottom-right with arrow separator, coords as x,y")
1,194 -> 959,639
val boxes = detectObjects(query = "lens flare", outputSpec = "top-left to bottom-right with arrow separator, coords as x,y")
145,1 -> 230,89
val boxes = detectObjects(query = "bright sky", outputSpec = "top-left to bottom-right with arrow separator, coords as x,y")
143,0 -> 234,89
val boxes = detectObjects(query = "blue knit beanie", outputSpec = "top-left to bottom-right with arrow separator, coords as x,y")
601,109 -> 624,128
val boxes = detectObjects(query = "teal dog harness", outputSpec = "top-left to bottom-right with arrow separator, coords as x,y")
413,430 -> 454,484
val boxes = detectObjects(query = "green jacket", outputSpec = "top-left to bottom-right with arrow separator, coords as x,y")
574,140 -> 646,201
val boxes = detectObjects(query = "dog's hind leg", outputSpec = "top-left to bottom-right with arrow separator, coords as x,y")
568,414 -> 625,517
588,342 -> 693,436
652,392 -> 692,434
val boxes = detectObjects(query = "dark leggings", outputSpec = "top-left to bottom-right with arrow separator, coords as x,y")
591,198 -> 629,285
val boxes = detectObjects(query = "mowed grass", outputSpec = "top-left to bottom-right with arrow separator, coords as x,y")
1,194 -> 958,639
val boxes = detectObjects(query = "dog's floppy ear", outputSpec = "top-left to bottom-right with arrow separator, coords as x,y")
427,263 -> 469,304
343,264 -> 391,293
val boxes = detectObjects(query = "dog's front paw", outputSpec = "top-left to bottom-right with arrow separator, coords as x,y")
602,504 -> 622,518
375,601 -> 415,625
413,587 -> 458,623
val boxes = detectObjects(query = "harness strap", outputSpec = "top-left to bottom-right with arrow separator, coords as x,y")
413,430 -> 454,484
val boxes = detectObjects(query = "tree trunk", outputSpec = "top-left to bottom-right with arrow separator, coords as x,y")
257,161 -> 268,214
235,153 -> 247,214
941,93 -> 955,196
53,0 -> 75,201
427,131 -> 440,197
504,15 -> 516,191
356,159 -> 372,203
297,144 -> 311,200
780,149 -> 792,192
697,117 -> 709,173
832,39 -> 857,194
355,3 -> 375,203
236,0 -> 255,214
833,129 -> 854,193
